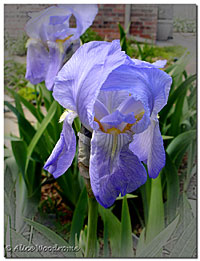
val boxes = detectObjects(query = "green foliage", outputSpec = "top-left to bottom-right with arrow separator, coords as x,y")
17,86 -> 36,101
80,28 -> 103,44
136,215 -> 180,257
120,196 -> 134,257
5,32 -> 28,56
99,205 -> 121,257
4,60 -> 28,91
69,187 -> 88,245
145,174 -> 164,243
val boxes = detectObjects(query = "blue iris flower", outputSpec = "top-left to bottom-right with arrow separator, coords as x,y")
25,4 -> 98,90
44,40 -> 172,208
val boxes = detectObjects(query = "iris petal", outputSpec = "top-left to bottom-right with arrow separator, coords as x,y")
45,42 -> 64,91
100,110 -> 135,126
62,4 -> 98,39
101,64 -> 172,116
53,40 -> 127,130
94,99 -> 109,120
130,118 -> 165,178
117,95 -> 150,134
131,59 -> 167,68
44,111 -> 77,178
97,90 -> 129,114
25,39 -> 49,85
49,15 -> 69,25
26,5 -> 98,89
90,131 -> 147,208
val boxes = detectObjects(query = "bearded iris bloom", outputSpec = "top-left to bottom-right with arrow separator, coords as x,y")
25,4 -> 98,90
44,40 -> 172,208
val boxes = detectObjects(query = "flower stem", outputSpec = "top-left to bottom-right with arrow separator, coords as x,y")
85,195 -> 98,257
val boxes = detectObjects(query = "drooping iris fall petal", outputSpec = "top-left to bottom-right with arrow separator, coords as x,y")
90,131 -> 147,208
44,111 -> 77,178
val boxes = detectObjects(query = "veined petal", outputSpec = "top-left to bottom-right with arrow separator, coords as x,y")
129,118 -> 165,178
97,90 -> 129,114
101,64 -> 172,116
94,99 -> 109,121
26,6 -> 74,41
45,42 -> 64,91
117,95 -> 150,134
26,5 -> 98,42
53,40 -> 127,130
25,39 -> 49,84
90,131 -> 147,208
44,111 -> 77,178
148,68 -> 172,116
100,110 -> 135,126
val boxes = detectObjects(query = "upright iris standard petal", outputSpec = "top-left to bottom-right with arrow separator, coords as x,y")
53,40 -> 127,130
25,4 -> 98,90
90,131 -> 147,208
100,110 -> 136,126
101,64 -> 172,116
59,4 -> 98,39
44,111 -> 77,178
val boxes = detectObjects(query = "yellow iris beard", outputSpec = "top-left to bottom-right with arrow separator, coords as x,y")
56,34 -> 73,53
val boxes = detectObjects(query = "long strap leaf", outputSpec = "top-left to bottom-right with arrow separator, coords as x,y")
25,100 -> 57,174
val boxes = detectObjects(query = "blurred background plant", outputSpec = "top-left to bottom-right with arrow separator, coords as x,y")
173,18 -> 196,33
5,32 -> 28,56
4,20 -> 196,259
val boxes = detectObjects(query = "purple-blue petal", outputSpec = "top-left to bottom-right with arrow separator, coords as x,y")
25,4 -> 98,88
62,4 -> 98,39
43,111 -> 77,178
90,131 -> 147,208
129,118 -> 165,178
101,64 -> 172,116
45,42 -> 64,91
49,15 -> 70,25
25,40 -> 49,85
131,59 -> 167,69
53,40 -> 127,131
100,110 -> 135,126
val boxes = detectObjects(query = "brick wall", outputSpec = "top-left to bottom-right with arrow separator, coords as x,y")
130,5 -> 158,42
91,4 -> 125,40
4,4 -> 158,42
